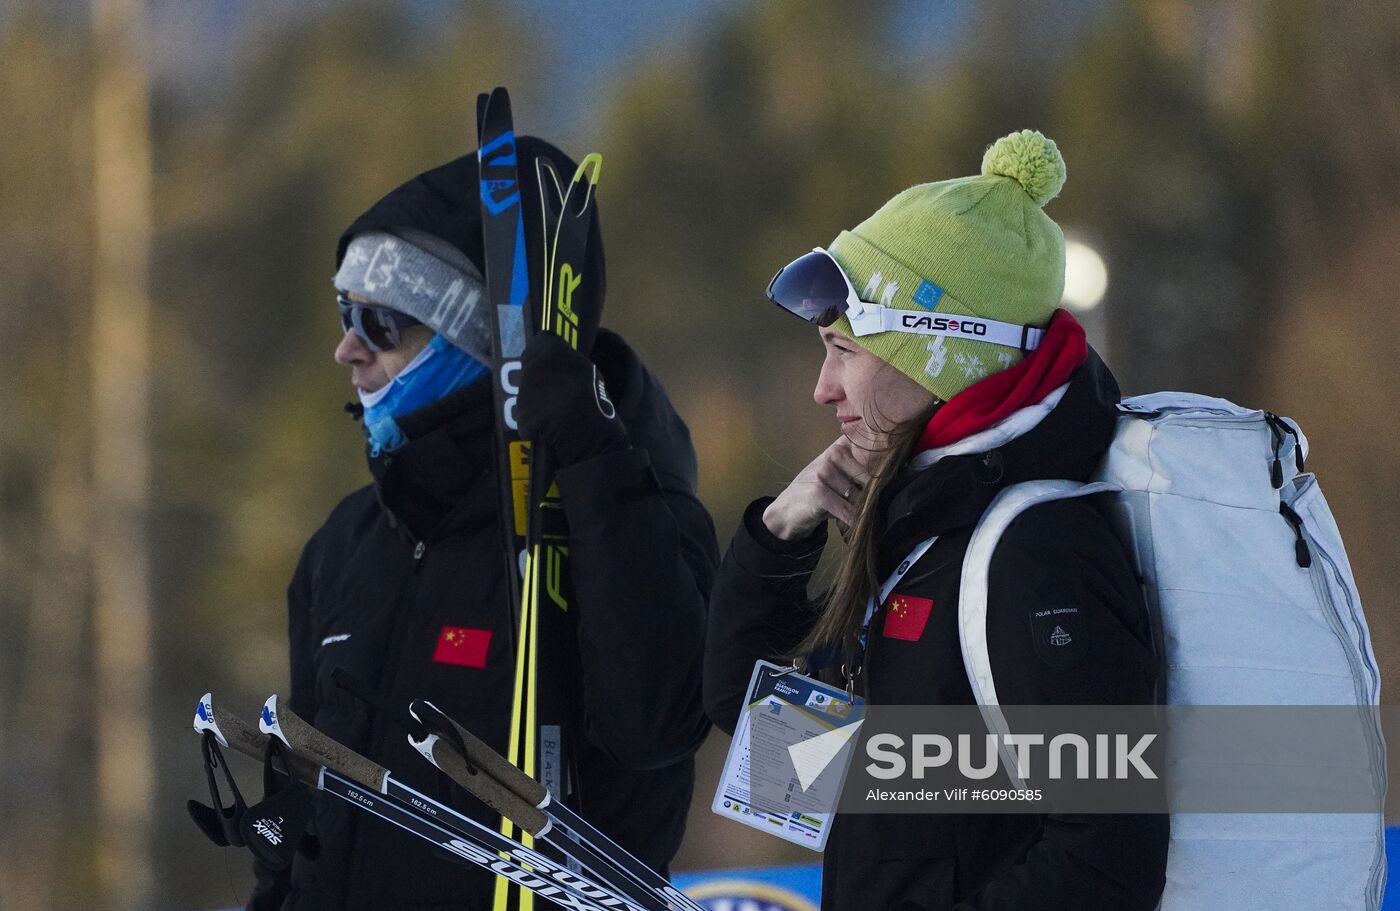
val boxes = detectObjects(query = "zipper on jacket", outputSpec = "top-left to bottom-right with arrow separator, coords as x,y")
974,450 -> 1004,484
1265,415 -> 1285,489
1277,503 -> 1312,568
345,534 -> 427,905
1320,535 -> 1388,911
1299,524 -> 1387,908
1271,412 -> 1306,472
1265,412 -> 1305,488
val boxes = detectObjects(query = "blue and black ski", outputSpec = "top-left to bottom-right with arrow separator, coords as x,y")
477,85 -> 604,911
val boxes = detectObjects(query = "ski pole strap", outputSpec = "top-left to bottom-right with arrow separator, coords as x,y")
402,696 -> 478,775
206,730 -> 246,813
242,736 -> 317,871
410,699 -> 548,807
262,736 -> 304,797
187,732 -> 248,848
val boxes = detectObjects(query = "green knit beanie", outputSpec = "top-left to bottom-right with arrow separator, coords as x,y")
828,129 -> 1067,402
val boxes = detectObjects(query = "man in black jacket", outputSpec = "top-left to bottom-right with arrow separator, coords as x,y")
251,137 -> 717,910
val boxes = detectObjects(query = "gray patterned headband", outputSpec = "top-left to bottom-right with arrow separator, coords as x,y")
334,230 -> 491,362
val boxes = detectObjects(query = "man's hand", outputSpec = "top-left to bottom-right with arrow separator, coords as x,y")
762,437 -> 869,540
516,332 -> 627,467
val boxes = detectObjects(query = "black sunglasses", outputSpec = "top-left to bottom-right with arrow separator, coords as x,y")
337,293 -> 423,353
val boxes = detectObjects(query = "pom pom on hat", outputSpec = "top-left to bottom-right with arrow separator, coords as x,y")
981,129 -> 1066,207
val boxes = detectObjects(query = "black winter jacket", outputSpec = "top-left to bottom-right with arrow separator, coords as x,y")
704,351 -> 1168,911
254,330 -> 718,910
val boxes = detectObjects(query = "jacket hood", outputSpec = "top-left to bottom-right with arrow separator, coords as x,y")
336,136 -> 606,335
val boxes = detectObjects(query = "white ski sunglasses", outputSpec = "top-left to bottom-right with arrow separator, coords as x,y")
766,247 -> 1044,351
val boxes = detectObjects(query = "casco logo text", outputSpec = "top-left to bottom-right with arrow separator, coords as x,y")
899,314 -> 990,337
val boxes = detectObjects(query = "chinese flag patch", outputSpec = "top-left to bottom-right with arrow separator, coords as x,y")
432,626 -> 492,668
882,593 -> 934,641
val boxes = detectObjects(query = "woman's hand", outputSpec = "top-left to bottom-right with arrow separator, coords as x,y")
763,436 -> 869,540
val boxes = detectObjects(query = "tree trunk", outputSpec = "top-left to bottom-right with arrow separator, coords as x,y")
91,0 -> 155,907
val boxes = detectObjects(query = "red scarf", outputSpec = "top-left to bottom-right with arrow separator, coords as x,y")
917,309 -> 1088,452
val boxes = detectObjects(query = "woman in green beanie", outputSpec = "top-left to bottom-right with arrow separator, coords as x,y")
703,131 -> 1168,910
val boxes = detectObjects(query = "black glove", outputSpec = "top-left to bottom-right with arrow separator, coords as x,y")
516,332 -> 627,467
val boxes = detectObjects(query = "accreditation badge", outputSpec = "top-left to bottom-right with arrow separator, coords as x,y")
712,660 -> 865,851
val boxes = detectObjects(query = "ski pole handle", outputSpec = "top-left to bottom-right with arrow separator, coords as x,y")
410,699 -> 548,806
411,733 -> 549,835
192,693 -> 318,781
260,695 -> 389,791
209,702 -> 266,759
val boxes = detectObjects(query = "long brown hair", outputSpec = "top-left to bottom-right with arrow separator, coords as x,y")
793,395 -> 941,674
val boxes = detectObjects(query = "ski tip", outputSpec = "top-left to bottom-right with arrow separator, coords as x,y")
572,153 -> 603,188
484,85 -> 511,118
476,86 -> 512,146
259,694 -> 291,748
537,157 -> 564,208
193,692 -> 229,748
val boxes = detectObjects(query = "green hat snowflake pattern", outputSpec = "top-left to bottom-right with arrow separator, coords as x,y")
828,129 -> 1067,402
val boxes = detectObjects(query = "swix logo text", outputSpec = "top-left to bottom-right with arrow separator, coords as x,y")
252,816 -> 284,845
900,314 -> 989,337
443,838 -> 630,908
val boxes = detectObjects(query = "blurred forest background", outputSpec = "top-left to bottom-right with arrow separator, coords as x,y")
4,1 -> 1400,909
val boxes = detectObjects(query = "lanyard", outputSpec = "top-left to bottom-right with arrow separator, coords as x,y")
859,533 -> 939,639
843,534 -> 939,697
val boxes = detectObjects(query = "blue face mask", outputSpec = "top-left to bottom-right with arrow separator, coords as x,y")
358,334 -> 488,456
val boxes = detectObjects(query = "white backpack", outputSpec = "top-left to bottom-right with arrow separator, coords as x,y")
953,392 -> 1386,910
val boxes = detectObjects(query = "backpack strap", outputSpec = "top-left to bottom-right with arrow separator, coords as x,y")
958,479 -> 1119,788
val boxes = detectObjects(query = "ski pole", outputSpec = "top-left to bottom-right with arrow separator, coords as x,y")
260,696 -> 668,911
409,700 -> 707,911
193,695 -> 640,911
